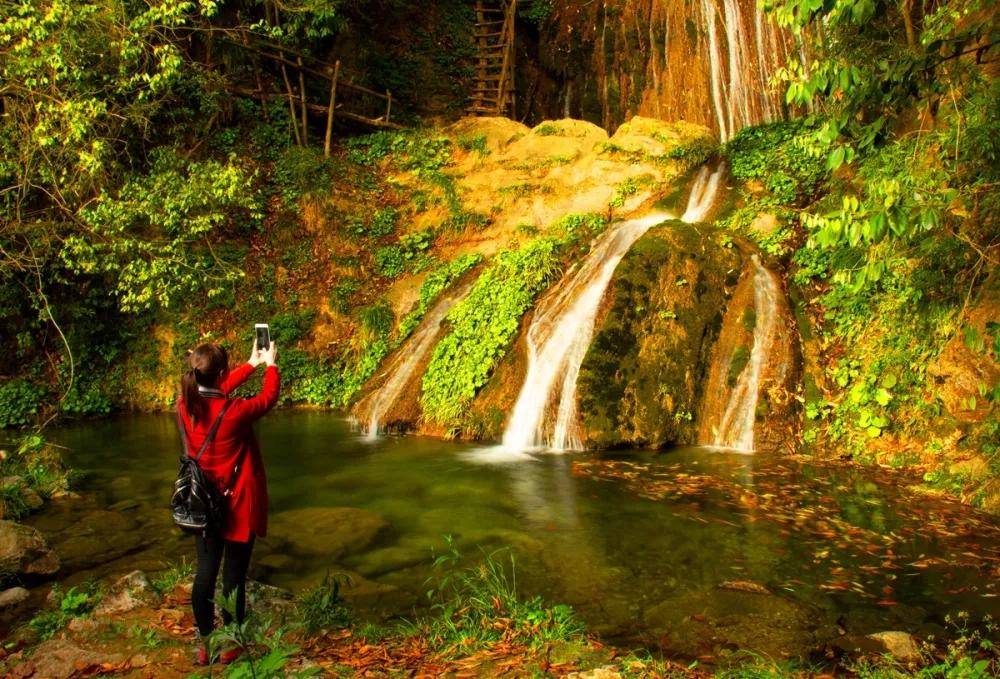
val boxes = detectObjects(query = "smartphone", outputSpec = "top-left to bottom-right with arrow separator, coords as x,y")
255,324 -> 270,352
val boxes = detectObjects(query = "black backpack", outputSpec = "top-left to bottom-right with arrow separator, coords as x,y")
172,401 -> 234,535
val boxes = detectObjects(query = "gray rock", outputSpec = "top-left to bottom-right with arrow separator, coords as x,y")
93,570 -> 160,616
269,507 -> 388,558
0,520 -> 60,577
0,586 -> 30,608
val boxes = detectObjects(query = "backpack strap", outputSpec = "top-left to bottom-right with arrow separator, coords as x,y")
177,401 -> 233,461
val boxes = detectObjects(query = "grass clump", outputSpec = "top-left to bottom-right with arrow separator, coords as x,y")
421,238 -> 561,426
296,572 -> 353,633
402,537 -> 584,653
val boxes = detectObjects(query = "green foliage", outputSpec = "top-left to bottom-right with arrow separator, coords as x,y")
328,279 -> 360,314
0,435 -> 69,519
764,0 -> 998,288
359,301 -> 394,337
0,380 -> 46,429
397,253 -> 483,340
63,149 -> 261,313
609,175 -> 654,209
374,245 -> 406,278
456,134 -> 489,156
296,572 -> 353,632
519,0 -> 554,26
29,583 -> 100,640
151,559 -> 193,595
269,309 -> 317,345
421,239 -> 561,425
725,121 -> 827,204
403,536 -> 584,652
208,592 -> 320,678
273,146 -> 336,208
551,213 -> 608,245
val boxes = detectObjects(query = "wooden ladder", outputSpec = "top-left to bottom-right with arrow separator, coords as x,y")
467,0 -> 517,117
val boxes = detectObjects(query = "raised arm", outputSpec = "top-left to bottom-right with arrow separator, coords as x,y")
236,365 -> 281,421
220,362 -> 255,395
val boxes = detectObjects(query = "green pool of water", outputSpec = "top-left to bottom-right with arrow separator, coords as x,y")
42,411 -> 1000,658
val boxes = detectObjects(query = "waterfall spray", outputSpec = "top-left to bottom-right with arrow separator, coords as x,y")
710,256 -> 786,451
361,283 -> 470,438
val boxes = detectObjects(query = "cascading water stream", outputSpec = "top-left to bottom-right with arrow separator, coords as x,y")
501,164 -> 725,452
362,282 -> 470,439
710,255 -> 785,452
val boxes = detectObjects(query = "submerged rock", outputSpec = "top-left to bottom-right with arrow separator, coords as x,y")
643,588 -> 825,659
269,507 -> 388,558
0,520 -> 60,577
576,223 -> 741,447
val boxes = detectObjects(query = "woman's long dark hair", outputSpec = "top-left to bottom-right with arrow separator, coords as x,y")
181,343 -> 229,423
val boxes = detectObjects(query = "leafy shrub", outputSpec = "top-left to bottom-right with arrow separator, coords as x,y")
374,245 -> 406,278
421,239 -> 561,425
268,309 -> 317,345
369,207 -> 399,238
65,149 -> 261,313
0,379 -> 46,428
551,213 -> 608,245
725,121 -> 826,205
30,584 -> 100,640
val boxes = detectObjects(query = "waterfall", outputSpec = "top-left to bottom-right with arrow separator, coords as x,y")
710,256 -> 785,452
362,283 -> 469,438
501,165 -> 725,452
682,163 -> 725,223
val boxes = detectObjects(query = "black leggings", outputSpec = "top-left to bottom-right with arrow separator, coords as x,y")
192,534 -> 255,637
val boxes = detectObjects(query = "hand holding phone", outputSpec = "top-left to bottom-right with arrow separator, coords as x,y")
255,323 -> 270,351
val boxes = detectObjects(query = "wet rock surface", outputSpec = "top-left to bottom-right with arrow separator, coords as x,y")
0,520 -> 60,578
0,586 -> 30,609
577,223 -> 741,447
269,506 -> 388,558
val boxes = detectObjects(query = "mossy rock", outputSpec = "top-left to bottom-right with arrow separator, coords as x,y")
576,223 -> 740,447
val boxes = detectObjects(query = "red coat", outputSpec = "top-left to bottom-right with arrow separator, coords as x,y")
178,363 -> 280,542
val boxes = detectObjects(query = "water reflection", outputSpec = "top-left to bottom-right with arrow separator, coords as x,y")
39,413 -> 1000,656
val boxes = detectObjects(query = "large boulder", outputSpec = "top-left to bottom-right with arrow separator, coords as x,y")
0,520 -> 60,577
268,507 -> 388,559
576,223 -> 741,447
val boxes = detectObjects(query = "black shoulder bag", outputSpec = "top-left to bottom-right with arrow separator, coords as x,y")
171,401 -> 234,535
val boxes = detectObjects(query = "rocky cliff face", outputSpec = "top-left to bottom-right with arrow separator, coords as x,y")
575,223 -> 742,447
523,0 -> 797,139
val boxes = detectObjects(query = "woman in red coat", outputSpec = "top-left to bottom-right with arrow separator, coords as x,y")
178,341 -> 280,664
